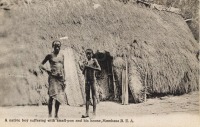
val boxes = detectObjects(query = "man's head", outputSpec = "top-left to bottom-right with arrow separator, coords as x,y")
52,40 -> 61,54
85,49 -> 94,60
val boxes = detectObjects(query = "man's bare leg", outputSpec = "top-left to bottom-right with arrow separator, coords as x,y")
48,97 -> 53,117
55,100 -> 60,118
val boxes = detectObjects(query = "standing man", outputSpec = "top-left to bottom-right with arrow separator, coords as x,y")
80,49 -> 101,118
39,40 -> 66,118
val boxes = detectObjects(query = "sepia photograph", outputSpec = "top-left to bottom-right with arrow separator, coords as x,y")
0,0 -> 199,127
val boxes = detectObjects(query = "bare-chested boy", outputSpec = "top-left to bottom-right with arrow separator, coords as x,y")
39,40 -> 66,118
80,49 -> 101,118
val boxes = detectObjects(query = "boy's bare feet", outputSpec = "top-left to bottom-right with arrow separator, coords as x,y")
48,114 -> 52,118
81,114 -> 89,118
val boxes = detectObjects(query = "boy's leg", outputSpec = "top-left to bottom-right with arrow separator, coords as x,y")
55,100 -> 60,118
82,82 -> 90,118
91,81 -> 97,116
48,96 -> 53,117
85,101 -> 90,117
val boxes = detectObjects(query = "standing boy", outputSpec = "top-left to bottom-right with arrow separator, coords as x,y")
80,49 -> 101,118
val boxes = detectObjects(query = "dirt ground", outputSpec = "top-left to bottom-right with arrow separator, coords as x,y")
0,91 -> 199,127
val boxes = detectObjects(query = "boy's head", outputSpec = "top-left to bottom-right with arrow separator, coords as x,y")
85,49 -> 94,60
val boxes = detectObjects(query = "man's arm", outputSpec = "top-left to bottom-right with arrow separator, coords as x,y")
39,54 -> 51,74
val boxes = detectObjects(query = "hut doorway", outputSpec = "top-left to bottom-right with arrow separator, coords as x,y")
94,51 -> 115,101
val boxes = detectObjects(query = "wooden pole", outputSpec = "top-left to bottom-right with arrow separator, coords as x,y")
122,56 -> 129,105
111,64 -> 117,99
124,56 -> 129,105
107,59 -> 111,93
144,71 -> 147,102
122,69 -> 125,105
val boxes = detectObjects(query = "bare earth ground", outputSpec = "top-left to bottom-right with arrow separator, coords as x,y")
0,91 -> 199,127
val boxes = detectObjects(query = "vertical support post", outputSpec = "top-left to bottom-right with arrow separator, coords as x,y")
144,71 -> 147,102
107,58 -> 111,93
111,64 -> 117,99
125,56 -> 129,105
122,56 -> 129,105
122,69 -> 125,104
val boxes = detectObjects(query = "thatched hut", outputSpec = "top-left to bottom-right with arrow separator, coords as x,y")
0,0 -> 198,106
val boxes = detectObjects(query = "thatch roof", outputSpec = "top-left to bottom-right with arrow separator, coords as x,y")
0,0 -> 198,106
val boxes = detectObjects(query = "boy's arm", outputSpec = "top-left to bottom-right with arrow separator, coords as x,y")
86,59 -> 101,71
94,58 -> 101,71
78,61 -> 86,74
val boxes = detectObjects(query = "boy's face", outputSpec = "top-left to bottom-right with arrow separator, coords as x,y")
86,52 -> 92,60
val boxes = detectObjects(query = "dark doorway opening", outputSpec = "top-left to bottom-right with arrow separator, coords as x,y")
94,51 -> 135,103
94,50 -> 114,101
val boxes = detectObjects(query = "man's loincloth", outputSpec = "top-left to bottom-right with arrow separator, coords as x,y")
48,75 -> 67,104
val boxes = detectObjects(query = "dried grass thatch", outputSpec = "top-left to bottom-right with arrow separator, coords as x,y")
0,0 -> 198,105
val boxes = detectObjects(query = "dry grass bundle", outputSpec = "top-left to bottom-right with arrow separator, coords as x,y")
128,37 -> 198,100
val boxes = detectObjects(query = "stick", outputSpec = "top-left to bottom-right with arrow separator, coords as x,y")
111,64 -> 117,99
185,18 -> 192,22
144,71 -> 147,102
125,56 -> 129,105
136,0 -> 151,7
